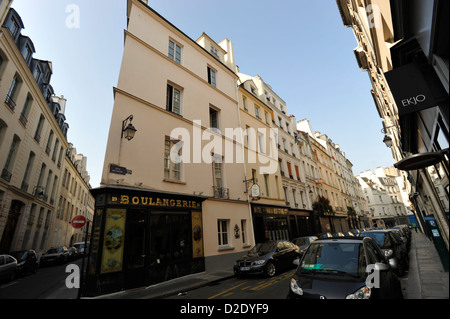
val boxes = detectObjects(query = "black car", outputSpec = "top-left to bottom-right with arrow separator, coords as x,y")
234,240 -> 300,277
9,250 -> 38,276
359,230 -> 408,276
287,237 -> 403,299
40,246 -> 69,266
292,236 -> 318,257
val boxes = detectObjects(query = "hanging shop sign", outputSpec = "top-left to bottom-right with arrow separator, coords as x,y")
251,184 -> 261,199
384,63 -> 437,116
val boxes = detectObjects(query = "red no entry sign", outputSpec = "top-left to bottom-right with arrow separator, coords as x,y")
72,215 -> 87,229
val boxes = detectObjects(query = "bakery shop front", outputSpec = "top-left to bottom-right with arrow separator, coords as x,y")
82,186 -> 207,297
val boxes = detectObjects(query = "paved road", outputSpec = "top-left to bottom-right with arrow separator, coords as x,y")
0,258 -> 81,299
169,268 -> 297,299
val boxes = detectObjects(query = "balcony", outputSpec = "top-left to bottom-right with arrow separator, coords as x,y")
5,95 -> 16,111
213,186 -> 229,199
1,169 -> 12,182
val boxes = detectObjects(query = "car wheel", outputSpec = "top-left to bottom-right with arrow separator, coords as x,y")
265,262 -> 276,277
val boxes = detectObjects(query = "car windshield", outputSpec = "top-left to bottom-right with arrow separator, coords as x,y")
298,242 -> 364,277
46,248 -> 58,254
295,238 -> 309,246
10,251 -> 27,261
249,242 -> 276,255
360,232 -> 388,247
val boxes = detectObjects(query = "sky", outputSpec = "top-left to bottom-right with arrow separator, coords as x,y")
10,0 -> 396,188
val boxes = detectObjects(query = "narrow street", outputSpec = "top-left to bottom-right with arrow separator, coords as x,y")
0,258 -> 81,299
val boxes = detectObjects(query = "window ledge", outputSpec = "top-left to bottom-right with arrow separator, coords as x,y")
163,178 -> 186,185
218,245 -> 234,252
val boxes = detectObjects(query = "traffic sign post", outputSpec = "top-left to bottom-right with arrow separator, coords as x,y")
71,215 -> 87,229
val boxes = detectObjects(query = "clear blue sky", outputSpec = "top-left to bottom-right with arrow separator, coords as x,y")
11,0 -> 396,188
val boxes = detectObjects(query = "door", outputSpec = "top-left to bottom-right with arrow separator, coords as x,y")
0,200 -> 24,253
149,212 -> 192,284
123,209 -> 148,289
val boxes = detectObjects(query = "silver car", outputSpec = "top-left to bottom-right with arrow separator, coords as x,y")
0,254 -> 18,283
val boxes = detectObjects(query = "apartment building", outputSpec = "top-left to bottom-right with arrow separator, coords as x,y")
0,5 -> 94,257
0,7 -> 70,254
336,0 -> 448,250
51,144 -> 94,248
85,0 -> 252,295
357,167 -> 409,228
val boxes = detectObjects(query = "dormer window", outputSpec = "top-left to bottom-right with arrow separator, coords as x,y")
9,18 -> 20,39
210,46 -> 218,57
34,66 -> 42,82
23,44 -> 33,64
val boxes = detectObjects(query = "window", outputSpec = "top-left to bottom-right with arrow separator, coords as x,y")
207,66 -> 217,87
241,220 -> 247,244
164,137 -> 182,181
254,105 -> 260,119
218,220 -> 229,246
34,115 -> 45,143
5,74 -> 21,110
8,17 -> 20,39
258,133 -> 265,154
264,174 -> 270,197
264,112 -> 269,124
21,151 -> 35,191
33,66 -> 42,82
168,40 -> 182,64
46,130 -> 54,154
209,107 -> 219,130
2,135 -> 20,182
213,159 -> 223,188
166,84 -> 181,115
243,96 -> 248,111
19,94 -> 33,126
210,46 -> 219,57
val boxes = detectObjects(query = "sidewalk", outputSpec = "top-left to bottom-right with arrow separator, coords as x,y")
406,231 -> 449,299
89,268 -> 235,299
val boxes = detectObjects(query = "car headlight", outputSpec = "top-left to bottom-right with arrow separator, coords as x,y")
383,249 -> 393,258
346,286 -> 371,299
253,260 -> 266,265
290,278 -> 303,296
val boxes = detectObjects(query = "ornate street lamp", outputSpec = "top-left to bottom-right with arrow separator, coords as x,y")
121,115 -> 137,141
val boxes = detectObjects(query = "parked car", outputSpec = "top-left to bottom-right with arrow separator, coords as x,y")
234,240 -> 300,277
73,242 -> 89,256
40,246 -> 69,266
68,247 -> 79,261
359,230 -> 408,276
317,232 -> 333,239
391,225 -> 411,250
0,254 -> 18,283
287,237 -> 403,299
9,250 -> 38,276
292,236 -> 318,257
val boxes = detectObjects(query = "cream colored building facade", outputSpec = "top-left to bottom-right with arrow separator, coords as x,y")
88,0 -> 253,294
0,4 -> 93,256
